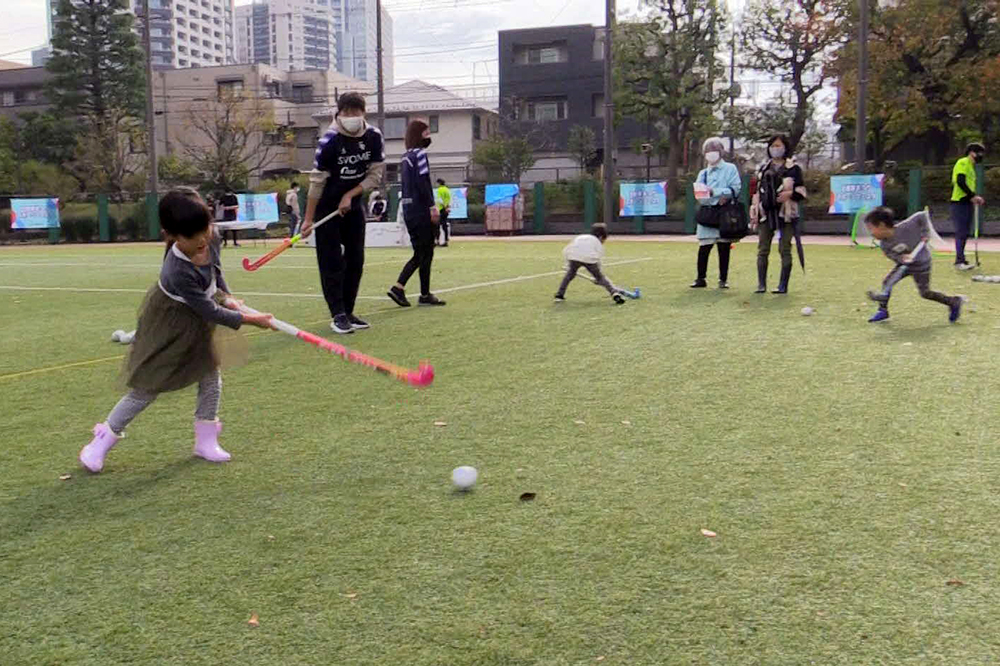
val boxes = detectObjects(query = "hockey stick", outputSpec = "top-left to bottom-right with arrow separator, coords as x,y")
867,240 -> 927,303
974,204 -> 981,267
241,210 -> 340,272
575,271 -> 641,299
226,300 -> 435,387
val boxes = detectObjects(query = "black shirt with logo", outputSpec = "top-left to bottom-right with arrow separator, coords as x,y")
313,124 -> 385,213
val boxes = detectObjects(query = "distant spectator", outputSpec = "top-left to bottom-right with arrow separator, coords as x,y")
220,188 -> 240,247
435,178 -> 451,247
285,182 -> 301,236
691,136 -> 741,289
950,142 -> 986,270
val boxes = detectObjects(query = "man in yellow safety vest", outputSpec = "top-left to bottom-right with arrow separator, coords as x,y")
951,142 -> 986,270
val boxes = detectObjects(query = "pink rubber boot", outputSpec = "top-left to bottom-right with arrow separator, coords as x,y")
79,423 -> 121,473
193,420 -> 231,463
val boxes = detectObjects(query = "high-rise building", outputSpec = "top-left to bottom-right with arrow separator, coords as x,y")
38,0 -> 237,70
236,0 -> 338,72
338,0 -> 392,87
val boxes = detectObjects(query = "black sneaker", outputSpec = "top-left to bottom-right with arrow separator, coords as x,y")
348,314 -> 370,330
331,314 -> 354,334
690,279 -> 707,288
554,294 -> 566,302
718,281 -> 730,289
387,286 -> 411,307
613,293 -> 625,304
419,294 -> 446,306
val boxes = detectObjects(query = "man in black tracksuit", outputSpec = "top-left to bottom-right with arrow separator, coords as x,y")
300,92 -> 385,335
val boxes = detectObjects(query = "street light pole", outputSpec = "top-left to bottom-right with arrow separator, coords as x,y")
855,0 -> 868,174
602,0 -> 616,225
142,0 -> 158,199
376,0 -> 386,189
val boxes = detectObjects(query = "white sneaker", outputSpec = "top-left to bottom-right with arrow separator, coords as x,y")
956,262 -> 976,271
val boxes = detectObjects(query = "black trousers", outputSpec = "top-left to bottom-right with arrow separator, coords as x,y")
438,209 -> 450,244
314,206 -> 366,317
398,216 -> 436,296
697,242 -> 731,281
951,201 -> 973,264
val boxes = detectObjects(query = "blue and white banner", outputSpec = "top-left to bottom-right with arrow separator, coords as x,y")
619,182 -> 667,217
10,198 -> 60,229
829,175 -> 884,214
445,187 -> 468,219
236,193 -> 280,223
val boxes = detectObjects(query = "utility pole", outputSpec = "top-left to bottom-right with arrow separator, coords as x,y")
602,0 -> 615,226
728,30 -> 736,157
142,0 -> 158,199
855,0 -> 868,174
375,0 -> 385,188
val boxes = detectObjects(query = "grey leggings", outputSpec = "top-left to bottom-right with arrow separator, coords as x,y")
872,267 -> 954,309
107,370 -> 222,434
557,261 -> 618,297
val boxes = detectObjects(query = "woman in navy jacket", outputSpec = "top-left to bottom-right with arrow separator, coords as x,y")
387,120 -> 446,307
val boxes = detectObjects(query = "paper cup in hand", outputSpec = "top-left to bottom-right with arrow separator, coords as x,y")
694,182 -> 711,201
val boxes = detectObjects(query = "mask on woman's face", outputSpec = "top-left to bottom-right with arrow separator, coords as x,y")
421,137 -> 432,148
339,115 -> 365,133
705,151 -> 721,165
769,145 -> 786,159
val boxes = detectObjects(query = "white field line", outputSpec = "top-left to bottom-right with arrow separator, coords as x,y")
0,258 -> 654,301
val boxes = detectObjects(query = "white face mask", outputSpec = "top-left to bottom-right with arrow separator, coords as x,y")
705,151 -> 721,165
769,146 -> 786,159
339,116 -> 365,134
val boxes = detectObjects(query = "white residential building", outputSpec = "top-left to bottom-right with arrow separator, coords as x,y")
314,80 -> 497,184
37,0 -> 237,70
235,0 -> 338,72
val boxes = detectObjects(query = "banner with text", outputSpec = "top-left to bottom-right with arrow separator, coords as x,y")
444,187 -> 468,219
236,193 -> 280,224
10,198 -> 60,229
829,174 -> 885,214
619,182 -> 667,217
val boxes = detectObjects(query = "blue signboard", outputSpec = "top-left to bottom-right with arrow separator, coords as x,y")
10,198 -> 60,229
619,182 -> 667,217
829,174 -> 884,214
236,193 -> 280,223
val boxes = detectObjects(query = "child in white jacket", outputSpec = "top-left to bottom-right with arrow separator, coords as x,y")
554,224 -> 626,304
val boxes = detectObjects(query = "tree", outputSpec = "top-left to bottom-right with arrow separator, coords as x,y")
158,155 -> 203,188
471,135 -> 536,183
798,126 -> 830,169
46,0 -> 146,195
723,98 -> 800,145
177,92 -> 293,191
615,1 -> 726,189
740,0 -> 850,152
567,125 -> 598,173
831,0 -> 1000,164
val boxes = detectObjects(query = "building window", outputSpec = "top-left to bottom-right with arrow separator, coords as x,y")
385,163 -> 399,183
593,29 -> 606,60
1,91 -> 14,107
592,94 -> 604,118
515,43 -> 568,65
217,78 -> 244,97
473,114 -> 481,140
291,84 -> 314,103
429,115 -> 439,134
525,99 -> 567,122
384,116 -> 406,140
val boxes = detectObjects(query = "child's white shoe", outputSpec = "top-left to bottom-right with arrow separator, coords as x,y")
193,420 -> 231,463
79,423 -> 120,473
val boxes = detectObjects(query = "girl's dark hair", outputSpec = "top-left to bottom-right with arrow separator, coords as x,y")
865,206 -> 895,228
405,119 -> 429,150
590,223 -> 608,241
160,187 -> 212,238
767,134 -> 790,151
337,92 -> 366,114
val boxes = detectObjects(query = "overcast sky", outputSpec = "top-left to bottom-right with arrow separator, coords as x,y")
1,0 -> 747,88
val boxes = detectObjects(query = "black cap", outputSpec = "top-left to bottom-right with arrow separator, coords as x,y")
967,142 -> 985,155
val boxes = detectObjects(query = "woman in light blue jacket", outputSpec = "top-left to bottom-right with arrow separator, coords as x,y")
692,137 -> 742,289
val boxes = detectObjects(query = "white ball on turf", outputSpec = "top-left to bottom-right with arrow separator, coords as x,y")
120,331 -> 135,344
111,329 -> 125,342
451,466 -> 478,490
801,307 -> 815,316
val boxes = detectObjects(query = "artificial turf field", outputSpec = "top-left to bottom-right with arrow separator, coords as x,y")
2,237 -> 1000,665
